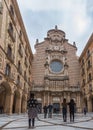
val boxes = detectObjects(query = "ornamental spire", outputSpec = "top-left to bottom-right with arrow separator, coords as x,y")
55,25 -> 58,30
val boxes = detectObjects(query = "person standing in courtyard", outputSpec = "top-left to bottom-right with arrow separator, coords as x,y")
27,92 -> 38,129
43,103 -> 48,118
62,98 -> 67,122
47,103 -> 53,118
83,106 -> 87,115
68,99 -> 75,122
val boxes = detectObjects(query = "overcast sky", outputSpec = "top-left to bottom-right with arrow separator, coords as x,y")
17,0 -> 93,56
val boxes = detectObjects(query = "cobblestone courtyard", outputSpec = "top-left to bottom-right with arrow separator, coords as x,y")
0,113 -> 93,130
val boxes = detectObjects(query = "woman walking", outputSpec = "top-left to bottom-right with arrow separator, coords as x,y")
43,103 -> 48,118
62,98 -> 67,122
27,93 -> 38,128
68,99 -> 75,122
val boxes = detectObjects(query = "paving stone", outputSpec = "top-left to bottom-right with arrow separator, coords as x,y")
0,113 -> 93,130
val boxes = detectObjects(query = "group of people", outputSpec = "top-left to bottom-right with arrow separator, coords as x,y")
43,103 -> 53,118
27,92 -> 76,129
43,98 -> 76,122
62,98 -> 75,122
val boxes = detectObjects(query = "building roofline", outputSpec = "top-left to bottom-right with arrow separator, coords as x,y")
79,33 -> 93,60
48,29 -> 65,35
34,39 -> 77,51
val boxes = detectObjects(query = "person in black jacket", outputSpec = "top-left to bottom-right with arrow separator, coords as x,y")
43,103 -> 48,118
68,99 -> 75,122
47,103 -> 53,118
27,92 -> 38,128
62,98 -> 67,122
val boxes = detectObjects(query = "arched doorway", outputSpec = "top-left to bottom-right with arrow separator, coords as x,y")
53,103 -> 60,113
12,91 -> 16,113
12,90 -> 21,113
84,98 -> 88,111
89,95 -> 93,112
0,82 -> 12,114
53,97 -> 60,113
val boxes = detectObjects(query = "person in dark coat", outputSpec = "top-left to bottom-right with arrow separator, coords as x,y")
43,103 -> 48,118
83,106 -> 87,115
68,99 -> 75,122
47,103 -> 53,118
27,92 -> 38,128
62,98 -> 67,122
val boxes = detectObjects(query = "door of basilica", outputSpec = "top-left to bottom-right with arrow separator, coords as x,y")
53,103 -> 60,113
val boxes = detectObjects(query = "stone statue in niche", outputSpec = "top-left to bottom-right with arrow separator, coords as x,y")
53,46 -> 59,51
64,68 -> 68,76
60,45 -> 64,51
46,55 -> 50,63
45,67 -> 49,75
45,56 -> 50,75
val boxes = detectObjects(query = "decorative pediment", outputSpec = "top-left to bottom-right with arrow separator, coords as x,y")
45,45 -> 67,54
47,26 -> 65,43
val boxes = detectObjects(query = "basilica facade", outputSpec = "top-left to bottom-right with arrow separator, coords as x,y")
0,0 -> 93,114
32,26 -> 82,112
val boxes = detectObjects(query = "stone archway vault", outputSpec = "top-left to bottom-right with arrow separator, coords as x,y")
12,90 -> 22,114
0,82 -> 13,114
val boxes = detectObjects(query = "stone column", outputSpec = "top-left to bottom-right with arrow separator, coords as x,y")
48,92 -> 50,104
4,93 -> 14,114
15,96 -> 22,114
60,94 -> 62,104
50,93 -> 52,104
67,93 -> 70,102
43,92 -> 45,105
60,96 -> 62,113
63,92 -> 66,99
87,97 -> 92,112
22,99 -> 27,113
77,93 -> 81,112
21,97 -> 26,113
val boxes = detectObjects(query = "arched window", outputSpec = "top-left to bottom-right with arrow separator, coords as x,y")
82,68 -> 85,75
19,30 -> 22,37
7,44 -> 12,57
87,60 -> 91,68
89,73 -> 92,81
9,22 -> 13,33
24,71 -> 27,81
18,61 -> 22,74
10,5 -> 14,16
18,61 -> 20,69
17,75 -> 20,85
82,59 -> 84,65
89,84 -> 92,92
87,49 -> 90,58
5,64 -> 11,76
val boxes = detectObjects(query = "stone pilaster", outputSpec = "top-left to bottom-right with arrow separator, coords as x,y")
15,95 -> 22,114
4,93 -> 14,114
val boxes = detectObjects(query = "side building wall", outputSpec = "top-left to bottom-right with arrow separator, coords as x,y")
0,0 -> 33,114
79,33 -> 93,112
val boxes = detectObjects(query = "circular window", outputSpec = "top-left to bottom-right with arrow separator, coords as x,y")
50,60 -> 63,73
